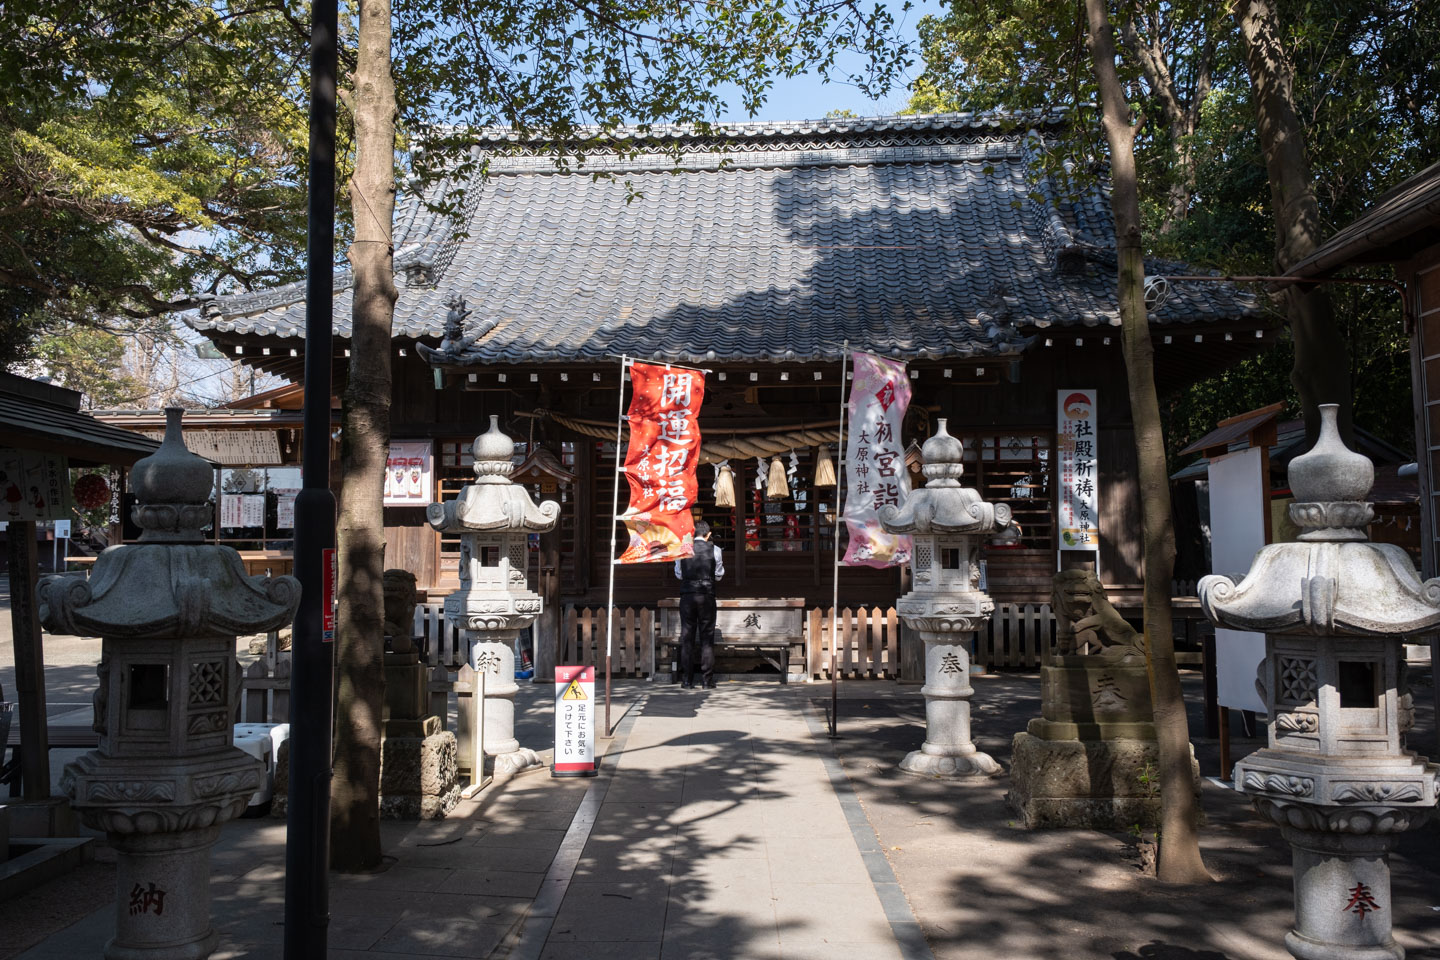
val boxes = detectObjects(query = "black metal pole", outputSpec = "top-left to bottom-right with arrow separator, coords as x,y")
284,1 -> 337,957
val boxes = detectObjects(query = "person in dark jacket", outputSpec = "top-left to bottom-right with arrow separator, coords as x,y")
674,520 -> 725,688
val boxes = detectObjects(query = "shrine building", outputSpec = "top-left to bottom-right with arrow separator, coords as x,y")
158,112 -> 1263,667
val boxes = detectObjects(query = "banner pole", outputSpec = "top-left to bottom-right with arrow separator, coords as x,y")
829,342 -> 849,738
604,355 -> 628,737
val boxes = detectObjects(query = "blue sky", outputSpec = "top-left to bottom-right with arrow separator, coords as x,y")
711,0 -> 945,121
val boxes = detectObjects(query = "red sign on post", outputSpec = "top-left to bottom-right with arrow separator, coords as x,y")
322,547 -> 336,642
617,363 -> 705,563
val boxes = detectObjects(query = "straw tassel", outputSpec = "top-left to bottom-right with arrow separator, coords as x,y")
766,456 -> 790,500
714,460 -> 735,508
814,445 -> 836,487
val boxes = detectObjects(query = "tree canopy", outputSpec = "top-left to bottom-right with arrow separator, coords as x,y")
905,0 -> 1439,456
1,2 -> 321,367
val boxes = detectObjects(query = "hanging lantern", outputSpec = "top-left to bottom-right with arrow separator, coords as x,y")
714,460 -> 735,508
814,445 -> 836,487
766,456 -> 790,500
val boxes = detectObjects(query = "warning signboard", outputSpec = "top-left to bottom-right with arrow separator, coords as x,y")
553,665 -> 597,778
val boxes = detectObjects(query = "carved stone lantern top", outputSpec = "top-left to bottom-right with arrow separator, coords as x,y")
1199,405 -> 1440,637
427,416 -> 560,535
877,420 -> 1012,537
38,407 -> 300,639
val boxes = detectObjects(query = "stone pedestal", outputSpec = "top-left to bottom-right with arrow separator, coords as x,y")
379,720 -> 459,820
468,638 -> 521,756
107,827 -> 222,960
1010,652 -> 1165,828
899,637 -> 999,777
1007,568 -> 1203,829
379,648 -> 458,819
1200,404 -> 1439,960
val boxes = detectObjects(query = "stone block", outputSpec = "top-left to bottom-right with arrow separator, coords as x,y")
1041,659 -> 1155,728
3,797 -> 78,838
380,731 -> 459,820
270,739 -> 289,819
383,658 -> 428,723
1007,732 -> 1198,830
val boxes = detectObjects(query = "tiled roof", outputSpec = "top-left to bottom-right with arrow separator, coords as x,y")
194,113 -> 1260,364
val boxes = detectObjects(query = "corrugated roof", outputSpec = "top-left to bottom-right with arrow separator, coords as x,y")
193,113 -> 1261,365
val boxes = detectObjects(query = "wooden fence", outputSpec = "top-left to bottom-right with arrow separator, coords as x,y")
977,603 -> 1055,668
804,606 -> 901,679
414,602 -> 464,667
557,602 -> 1062,676
560,606 -> 657,677
239,658 -> 453,727
411,598 -> 1210,679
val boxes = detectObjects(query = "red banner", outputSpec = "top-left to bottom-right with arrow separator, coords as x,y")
617,363 -> 705,563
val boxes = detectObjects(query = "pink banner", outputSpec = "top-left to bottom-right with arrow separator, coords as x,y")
842,353 -> 912,567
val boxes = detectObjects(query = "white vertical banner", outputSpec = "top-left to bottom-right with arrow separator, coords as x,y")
1057,390 -> 1100,551
841,352 -> 912,567
1208,447 -> 1268,713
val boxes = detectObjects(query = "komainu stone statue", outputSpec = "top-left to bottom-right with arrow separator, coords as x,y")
1053,569 -> 1145,663
1008,569 -> 1198,829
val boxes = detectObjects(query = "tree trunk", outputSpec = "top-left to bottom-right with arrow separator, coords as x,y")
1233,0 -> 1351,445
330,0 -> 397,874
1084,0 -> 1212,885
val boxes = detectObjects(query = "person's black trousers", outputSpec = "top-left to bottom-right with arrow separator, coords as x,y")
678,591 -> 716,686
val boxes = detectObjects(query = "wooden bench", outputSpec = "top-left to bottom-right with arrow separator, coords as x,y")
2,725 -> 101,796
656,598 -> 805,684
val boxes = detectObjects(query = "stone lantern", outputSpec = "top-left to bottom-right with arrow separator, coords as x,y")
428,416 -> 559,777
878,420 -> 1010,777
1199,404 -> 1438,960
37,408 -> 300,960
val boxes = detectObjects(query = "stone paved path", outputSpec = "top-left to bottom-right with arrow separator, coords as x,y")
9,675 -> 1439,960
527,685 -> 917,960
9,682 -> 924,960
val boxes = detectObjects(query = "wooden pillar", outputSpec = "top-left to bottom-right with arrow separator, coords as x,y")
534,523 -> 562,683
8,520 -> 51,800
898,564 -> 924,683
